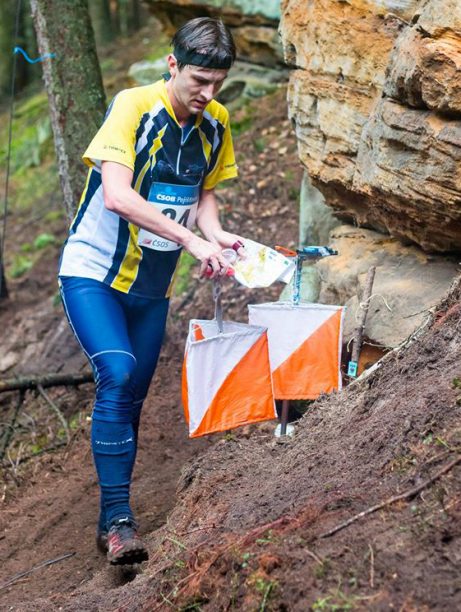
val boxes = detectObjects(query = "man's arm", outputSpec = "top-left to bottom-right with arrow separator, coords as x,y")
101,161 -> 229,277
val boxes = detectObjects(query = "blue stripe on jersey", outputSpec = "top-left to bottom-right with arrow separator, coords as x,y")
70,170 -> 101,235
103,218 -> 131,286
198,117 -> 215,149
104,96 -> 116,120
207,118 -> 225,175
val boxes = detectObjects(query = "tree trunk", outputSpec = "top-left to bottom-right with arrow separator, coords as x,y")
30,0 -> 106,219
130,0 -> 141,32
0,1 -> 16,98
89,0 -> 114,45
0,1 -> 43,99
0,261 -> 8,299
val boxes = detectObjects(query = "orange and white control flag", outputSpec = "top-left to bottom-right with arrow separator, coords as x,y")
182,320 -> 277,438
248,303 -> 344,400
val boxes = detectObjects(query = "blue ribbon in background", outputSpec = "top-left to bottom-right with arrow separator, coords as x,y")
13,46 -> 55,63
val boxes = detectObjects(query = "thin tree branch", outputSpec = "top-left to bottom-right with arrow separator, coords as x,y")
37,384 -> 70,443
0,552 -> 75,591
320,455 -> 461,538
0,390 -> 25,460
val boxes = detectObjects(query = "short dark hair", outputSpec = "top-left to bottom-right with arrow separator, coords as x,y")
171,17 -> 236,70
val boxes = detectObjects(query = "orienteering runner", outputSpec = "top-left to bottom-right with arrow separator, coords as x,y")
58,17 -> 245,565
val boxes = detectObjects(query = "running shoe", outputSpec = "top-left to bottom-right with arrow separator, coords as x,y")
107,517 -> 149,565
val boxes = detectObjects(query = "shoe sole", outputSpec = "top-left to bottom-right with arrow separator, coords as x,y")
108,542 -> 149,566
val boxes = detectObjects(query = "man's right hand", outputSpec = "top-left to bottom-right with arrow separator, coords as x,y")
182,234 -> 231,279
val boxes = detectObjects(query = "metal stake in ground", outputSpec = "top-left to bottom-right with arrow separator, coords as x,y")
275,245 -> 338,436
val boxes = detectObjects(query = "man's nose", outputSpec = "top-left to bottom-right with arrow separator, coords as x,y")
201,83 -> 215,101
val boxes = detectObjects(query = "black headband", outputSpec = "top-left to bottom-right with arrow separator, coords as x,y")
173,45 -> 232,70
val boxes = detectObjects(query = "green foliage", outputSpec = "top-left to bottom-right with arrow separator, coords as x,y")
53,291 -> 62,308
145,43 -> 171,63
255,529 -> 275,545
34,233 -> 56,249
12,162 -> 59,212
10,255 -> 33,278
289,186 -> 300,201
254,138 -> 266,153
241,551 -> 252,568
311,592 -> 356,611
44,210 -> 64,223
174,251 -> 196,295
231,100 -> 256,137
255,578 -> 277,611
0,93 -> 53,174
8,230 -> 58,279
313,558 -> 330,579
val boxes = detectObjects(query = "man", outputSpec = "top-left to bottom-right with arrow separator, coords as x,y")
58,17 -> 244,565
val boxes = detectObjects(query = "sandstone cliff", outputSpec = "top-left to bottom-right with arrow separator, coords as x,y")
144,0 -> 283,66
281,0 -> 461,253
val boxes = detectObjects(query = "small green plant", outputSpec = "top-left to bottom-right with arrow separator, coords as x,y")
53,292 -> 62,307
422,432 -> 434,445
388,454 -> 417,474
255,578 -> 277,611
44,210 -> 64,223
255,529 -> 274,545
313,557 -> 330,579
289,186 -> 300,201
232,115 -> 254,136
311,590 -> 358,611
452,377 -> 461,389
253,138 -> 266,153
34,233 -> 56,249
241,551 -> 252,568
10,255 -> 33,278
174,251 -> 196,295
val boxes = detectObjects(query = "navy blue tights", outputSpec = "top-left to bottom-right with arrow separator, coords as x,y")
59,276 -> 169,529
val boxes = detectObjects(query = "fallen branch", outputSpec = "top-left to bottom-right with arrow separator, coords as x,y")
320,455 -> 461,538
0,371 -> 93,393
37,384 -> 70,443
0,552 -> 75,591
0,390 -> 24,460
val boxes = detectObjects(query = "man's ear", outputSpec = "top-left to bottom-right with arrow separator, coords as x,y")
167,54 -> 178,78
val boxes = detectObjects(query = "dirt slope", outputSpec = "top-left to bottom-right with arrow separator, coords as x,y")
42,278 -> 461,612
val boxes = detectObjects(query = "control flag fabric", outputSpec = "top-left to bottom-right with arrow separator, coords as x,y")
248,302 -> 344,400
182,320 -> 276,438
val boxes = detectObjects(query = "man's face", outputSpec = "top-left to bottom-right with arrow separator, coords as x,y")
167,54 -> 229,117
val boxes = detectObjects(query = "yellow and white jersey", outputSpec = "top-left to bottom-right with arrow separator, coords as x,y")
59,78 -> 238,299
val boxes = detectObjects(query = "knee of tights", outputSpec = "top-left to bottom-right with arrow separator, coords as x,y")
92,353 -> 137,421
93,352 -> 137,394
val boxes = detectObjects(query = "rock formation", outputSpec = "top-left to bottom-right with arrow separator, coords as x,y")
144,0 -> 283,66
281,0 -> 461,253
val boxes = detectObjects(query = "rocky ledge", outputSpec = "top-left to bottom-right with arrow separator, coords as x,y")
281,0 -> 461,253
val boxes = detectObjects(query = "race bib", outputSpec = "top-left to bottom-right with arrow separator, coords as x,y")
138,181 -> 200,252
